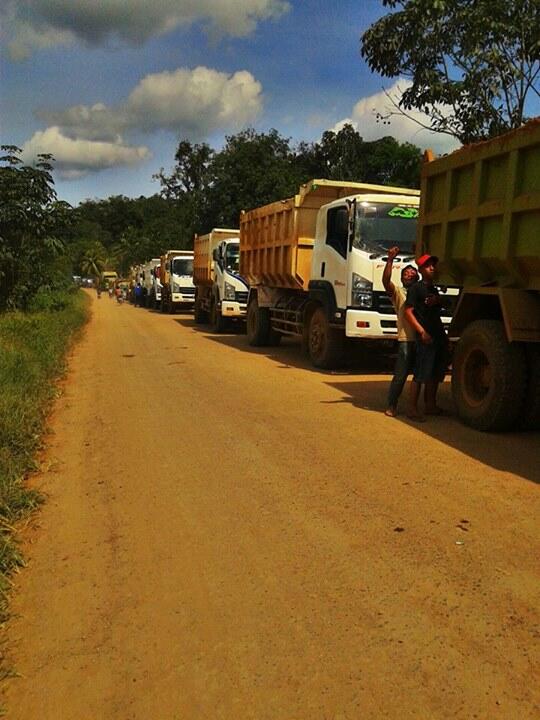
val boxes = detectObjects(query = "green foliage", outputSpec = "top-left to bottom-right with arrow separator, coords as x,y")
58,127 -> 421,274
0,290 -> 88,621
0,147 -> 73,310
156,125 -> 421,236
361,0 -> 540,143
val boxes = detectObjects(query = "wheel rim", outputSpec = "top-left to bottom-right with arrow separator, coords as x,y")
462,347 -> 492,406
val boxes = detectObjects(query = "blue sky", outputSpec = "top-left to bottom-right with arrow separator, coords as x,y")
0,1 -> 470,206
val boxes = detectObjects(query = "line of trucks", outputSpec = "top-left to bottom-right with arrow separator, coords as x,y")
123,121 -> 540,432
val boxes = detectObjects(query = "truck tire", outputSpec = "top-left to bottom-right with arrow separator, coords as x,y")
451,320 -> 527,431
247,296 -> 271,346
210,298 -> 228,333
194,297 -> 208,324
308,306 -> 345,369
521,345 -> 540,430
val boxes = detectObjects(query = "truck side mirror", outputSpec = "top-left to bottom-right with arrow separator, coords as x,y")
212,248 -> 219,261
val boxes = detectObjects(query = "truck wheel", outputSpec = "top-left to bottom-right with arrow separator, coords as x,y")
194,298 -> 207,324
451,320 -> 527,431
521,345 -> 540,430
308,306 -> 345,369
247,296 -> 271,346
210,299 -> 228,333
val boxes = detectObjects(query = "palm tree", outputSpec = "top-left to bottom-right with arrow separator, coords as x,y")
80,243 -> 107,285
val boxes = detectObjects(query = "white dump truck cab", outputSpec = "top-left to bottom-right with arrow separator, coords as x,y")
212,239 -> 249,320
161,250 -> 195,313
311,194 -> 456,340
142,258 -> 160,308
150,263 -> 163,308
193,228 -> 248,332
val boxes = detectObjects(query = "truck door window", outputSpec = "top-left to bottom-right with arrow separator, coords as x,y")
326,206 -> 348,259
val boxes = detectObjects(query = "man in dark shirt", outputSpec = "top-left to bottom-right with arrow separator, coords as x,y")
404,254 -> 448,420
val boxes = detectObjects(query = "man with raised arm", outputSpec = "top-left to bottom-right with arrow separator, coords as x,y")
382,246 -> 419,417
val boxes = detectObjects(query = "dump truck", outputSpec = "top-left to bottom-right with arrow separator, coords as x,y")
240,179 -> 456,368
140,257 -> 161,308
149,261 -> 163,309
193,228 -> 248,330
102,270 -> 118,289
417,119 -> 540,431
159,250 -> 195,313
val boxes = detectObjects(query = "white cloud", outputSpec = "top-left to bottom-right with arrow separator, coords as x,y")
3,0 -> 290,59
21,126 -> 151,177
39,66 -> 263,141
333,81 -> 460,155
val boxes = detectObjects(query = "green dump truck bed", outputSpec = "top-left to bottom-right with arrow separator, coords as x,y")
418,119 -> 540,291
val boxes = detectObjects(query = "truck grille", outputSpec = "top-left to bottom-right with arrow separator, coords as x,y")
373,291 -> 395,314
235,291 -> 248,303
180,287 -> 195,295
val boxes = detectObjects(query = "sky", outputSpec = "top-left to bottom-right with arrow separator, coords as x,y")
0,0 -> 463,207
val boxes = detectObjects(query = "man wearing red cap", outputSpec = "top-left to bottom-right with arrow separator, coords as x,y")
404,254 -> 448,420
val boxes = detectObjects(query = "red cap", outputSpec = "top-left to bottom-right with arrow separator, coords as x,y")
417,253 -> 439,268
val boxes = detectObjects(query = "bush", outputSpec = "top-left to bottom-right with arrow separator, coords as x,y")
0,289 -> 88,618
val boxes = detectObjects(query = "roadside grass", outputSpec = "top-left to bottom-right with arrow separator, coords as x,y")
0,288 -> 88,637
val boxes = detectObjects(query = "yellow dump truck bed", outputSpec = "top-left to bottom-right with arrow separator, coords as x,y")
193,229 -> 240,286
240,179 -> 420,291
419,119 -> 540,290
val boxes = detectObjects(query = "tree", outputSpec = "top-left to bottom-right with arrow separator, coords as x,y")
80,242 -> 107,281
0,146 -> 72,309
361,0 -> 540,143
208,128 -> 304,227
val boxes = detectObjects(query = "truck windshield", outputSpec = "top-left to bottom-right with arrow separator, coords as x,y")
172,258 -> 193,276
353,202 -> 418,256
225,244 -> 240,272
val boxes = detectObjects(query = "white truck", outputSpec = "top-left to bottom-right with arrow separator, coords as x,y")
141,257 -> 161,308
148,260 -> 163,309
241,179 -> 457,368
193,228 -> 249,331
159,250 -> 195,313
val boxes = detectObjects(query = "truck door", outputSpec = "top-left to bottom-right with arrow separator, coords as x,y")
324,205 -> 349,309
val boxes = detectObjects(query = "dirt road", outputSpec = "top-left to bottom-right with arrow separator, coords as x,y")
4,292 -> 539,719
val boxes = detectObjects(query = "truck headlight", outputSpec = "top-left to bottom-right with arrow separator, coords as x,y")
351,273 -> 373,308
172,282 -> 180,293
224,281 -> 235,300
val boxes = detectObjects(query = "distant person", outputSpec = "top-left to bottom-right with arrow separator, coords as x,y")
382,246 -> 419,417
108,286 -> 113,299
404,254 -> 449,420
134,282 -> 143,307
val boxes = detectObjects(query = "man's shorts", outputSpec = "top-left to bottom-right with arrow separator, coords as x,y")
413,337 -> 448,383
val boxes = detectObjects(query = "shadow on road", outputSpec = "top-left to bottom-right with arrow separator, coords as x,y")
326,378 -> 540,485
174,316 -> 540,484
173,317 -> 395,375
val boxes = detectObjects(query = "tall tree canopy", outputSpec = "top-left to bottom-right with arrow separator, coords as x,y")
0,146 -> 71,309
156,125 -> 421,236
361,0 -> 540,143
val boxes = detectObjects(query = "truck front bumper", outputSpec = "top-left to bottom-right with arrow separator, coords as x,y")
172,293 -> 195,305
344,309 -> 453,340
345,309 -> 398,339
220,301 -> 247,318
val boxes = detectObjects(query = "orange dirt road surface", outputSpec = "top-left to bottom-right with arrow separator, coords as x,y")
3,291 -> 540,719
